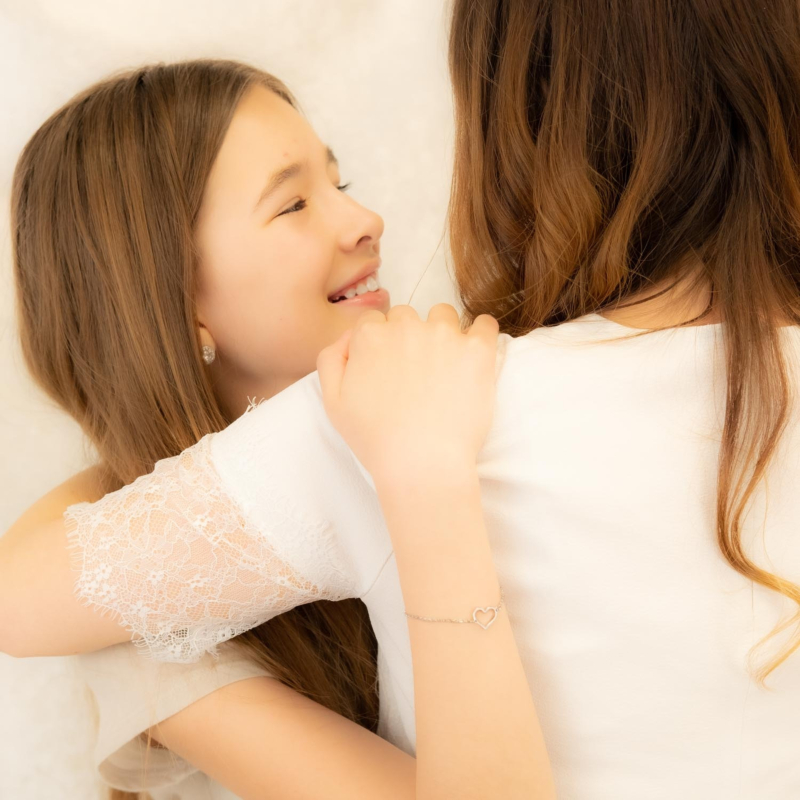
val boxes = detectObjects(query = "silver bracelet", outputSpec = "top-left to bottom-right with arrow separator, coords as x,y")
404,588 -> 505,630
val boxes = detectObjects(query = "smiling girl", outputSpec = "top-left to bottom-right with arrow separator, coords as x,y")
2,58 -> 548,799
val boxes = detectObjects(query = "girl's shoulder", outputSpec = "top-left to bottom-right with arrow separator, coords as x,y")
7,464 -> 107,534
52,464 -> 108,506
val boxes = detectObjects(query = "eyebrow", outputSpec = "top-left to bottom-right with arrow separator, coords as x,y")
253,146 -> 339,212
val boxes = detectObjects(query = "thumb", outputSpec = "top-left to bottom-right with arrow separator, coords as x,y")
316,327 -> 353,408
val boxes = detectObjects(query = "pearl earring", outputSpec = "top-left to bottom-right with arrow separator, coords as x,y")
202,345 -> 216,365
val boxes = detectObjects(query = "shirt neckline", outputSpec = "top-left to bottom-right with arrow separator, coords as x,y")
583,312 -> 721,335
583,312 -> 800,335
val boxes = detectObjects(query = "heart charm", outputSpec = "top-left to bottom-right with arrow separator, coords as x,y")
472,605 -> 499,630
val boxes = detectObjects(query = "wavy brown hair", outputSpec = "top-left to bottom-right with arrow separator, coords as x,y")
448,0 -> 800,686
11,59 -> 378,800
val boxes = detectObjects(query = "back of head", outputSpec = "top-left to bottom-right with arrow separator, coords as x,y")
448,0 -> 800,330
448,0 -> 800,684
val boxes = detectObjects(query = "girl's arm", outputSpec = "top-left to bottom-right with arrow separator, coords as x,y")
143,453 -> 552,800
2,306 -> 553,797
2,456 -> 546,800
375,462 -> 553,798
149,427 -> 551,797
1,389 -> 369,662
2,468 -> 551,799
144,674 -> 417,800
0,468 -> 132,657
0,330 -> 500,661
314,305 -> 553,798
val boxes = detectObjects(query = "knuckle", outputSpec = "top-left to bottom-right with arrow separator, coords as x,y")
386,304 -> 416,320
466,332 -> 495,354
353,310 -> 385,332
355,319 -> 387,344
355,320 -> 382,339
475,313 -> 500,329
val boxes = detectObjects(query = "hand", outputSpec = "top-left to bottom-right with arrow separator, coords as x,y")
316,303 -> 501,485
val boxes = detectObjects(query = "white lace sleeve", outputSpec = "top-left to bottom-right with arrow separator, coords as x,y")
64,432 -> 358,664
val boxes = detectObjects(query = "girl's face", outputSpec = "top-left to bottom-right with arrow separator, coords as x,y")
195,85 -> 389,417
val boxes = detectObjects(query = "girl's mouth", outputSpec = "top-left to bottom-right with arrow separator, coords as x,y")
328,270 -> 385,304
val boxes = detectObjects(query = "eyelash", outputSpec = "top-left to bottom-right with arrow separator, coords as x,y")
278,182 -> 352,216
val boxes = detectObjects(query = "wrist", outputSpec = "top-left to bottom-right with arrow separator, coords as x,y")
373,462 -> 486,557
372,455 -> 479,499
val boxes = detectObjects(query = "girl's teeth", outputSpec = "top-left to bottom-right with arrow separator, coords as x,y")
334,271 -> 382,302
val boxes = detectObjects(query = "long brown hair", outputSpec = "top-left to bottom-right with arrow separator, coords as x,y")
11,59 -> 378,799
448,0 -> 800,686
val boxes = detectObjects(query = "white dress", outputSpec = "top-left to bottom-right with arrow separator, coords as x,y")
78,640 -> 273,798
64,313 -> 800,799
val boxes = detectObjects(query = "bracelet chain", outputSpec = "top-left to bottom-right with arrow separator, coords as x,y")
404,588 -> 505,630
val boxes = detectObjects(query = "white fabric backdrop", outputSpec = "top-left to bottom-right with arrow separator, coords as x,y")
0,1 -> 456,796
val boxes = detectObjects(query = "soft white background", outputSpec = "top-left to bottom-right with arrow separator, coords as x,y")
0,1 -> 457,796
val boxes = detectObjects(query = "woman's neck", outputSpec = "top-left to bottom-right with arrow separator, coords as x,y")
597,266 -> 792,330
598,274 -> 720,330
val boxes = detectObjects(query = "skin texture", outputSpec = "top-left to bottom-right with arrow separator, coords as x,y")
600,271 -> 721,328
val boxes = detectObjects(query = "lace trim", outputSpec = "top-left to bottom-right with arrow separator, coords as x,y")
64,433 -> 356,663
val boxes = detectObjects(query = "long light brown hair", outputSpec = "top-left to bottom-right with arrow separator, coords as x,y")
11,59 -> 378,800
448,0 -> 800,686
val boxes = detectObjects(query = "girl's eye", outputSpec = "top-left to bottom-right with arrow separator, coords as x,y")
278,199 -> 307,216
276,183 -> 352,217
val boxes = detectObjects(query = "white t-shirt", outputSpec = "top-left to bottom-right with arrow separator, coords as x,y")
77,640 -> 273,798
65,312 -> 800,799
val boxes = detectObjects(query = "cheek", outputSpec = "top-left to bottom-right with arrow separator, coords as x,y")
208,278 -> 311,375
200,239 -> 339,379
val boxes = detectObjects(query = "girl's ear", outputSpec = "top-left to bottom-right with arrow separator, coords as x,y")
197,321 -> 217,353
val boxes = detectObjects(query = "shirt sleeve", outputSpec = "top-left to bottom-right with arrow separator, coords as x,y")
62,338 -> 508,665
63,370 -> 387,664
77,639 -> 274,793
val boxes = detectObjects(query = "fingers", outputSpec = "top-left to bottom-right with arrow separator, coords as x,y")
353,302 -> 497,346
426,303 -> 461,327
465,313 -> 500,342
352,308 -> 388,334
316,328 -> 354,406
386,304 -> 420,323
425,305 -> 498,344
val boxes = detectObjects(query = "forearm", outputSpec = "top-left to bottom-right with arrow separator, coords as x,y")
0,516 -> 131,657
0,376 -> 367,661
374,463 -> 556,800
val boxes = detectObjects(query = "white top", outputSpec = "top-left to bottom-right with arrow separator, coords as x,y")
64,312 -> 800,799
77,640 -> 273,797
